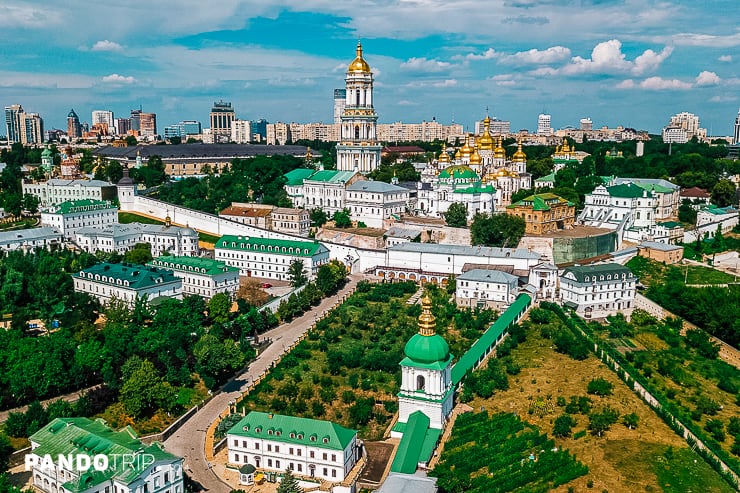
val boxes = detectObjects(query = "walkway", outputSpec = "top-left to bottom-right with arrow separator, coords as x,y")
0,384 -> 103,423
163,275 -> 361,493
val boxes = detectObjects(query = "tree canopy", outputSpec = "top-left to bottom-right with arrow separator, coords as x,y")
470,213 -> 526,248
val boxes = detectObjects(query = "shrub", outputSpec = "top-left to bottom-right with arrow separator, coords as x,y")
587,377 -> 614,397
553,414 -> 577,438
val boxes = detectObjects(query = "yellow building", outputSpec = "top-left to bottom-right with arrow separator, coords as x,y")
506,193 -> 575,235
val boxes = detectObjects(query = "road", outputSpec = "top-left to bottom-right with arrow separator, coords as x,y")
163,275 -> 361,493
0,384 -> 103,423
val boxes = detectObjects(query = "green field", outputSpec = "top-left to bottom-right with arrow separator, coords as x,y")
117,211 -> 220,244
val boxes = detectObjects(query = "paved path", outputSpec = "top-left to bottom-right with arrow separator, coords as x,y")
0,384 -> 103,423
163,275 -> 361,493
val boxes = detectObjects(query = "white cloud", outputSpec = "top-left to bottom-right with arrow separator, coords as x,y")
433,79 -> 457,88
503,46 -> 571,65
400,57 -> 452,73
0,3 -> 57,28
710,95 -> 738,103
397,100 -> 418,106
639,77 -> 692,90
719,55 -> 733,62
101,73 -> 137,84
560,40 -> 672,76
91,40 -> 124,52
616,79 -> 635,89
695,71 -> 721,87
456,48 -> 497,61
671,32 -> 740,48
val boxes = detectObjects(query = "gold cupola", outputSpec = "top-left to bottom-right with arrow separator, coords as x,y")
493,135 -> 506,160
470,145 -> 483,165
417,294 -> 436,335
460,134 -> 474,158
438,149 -> 451,164
348,41 -> 371,73
512,139 -> 527,163
478,114 -> 494,151
454,148 -> 462,160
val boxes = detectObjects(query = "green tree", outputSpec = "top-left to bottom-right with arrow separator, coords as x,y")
169,136 -> 182,145
622,413 -> 639,429
553,414 -> 577,438
276,469 -> 302,493
125,135 -> 138,146
208,293 -> 232,326
444,202 -> 468,228
588,406 -> 619,437
315,260 -> 347,295
0,433 -> 14,472
310,208 -> 328,227
678,199 -> 697,225
21,194 -> 39,214
193,334 -> 246,389
586,377 -> 613,396
711,179 -> 736,207
333,208 -> 352,228
470,213 -> 526,248
288,259 -> 308,288
119,358 -> 176,417
123,243 -> 153,264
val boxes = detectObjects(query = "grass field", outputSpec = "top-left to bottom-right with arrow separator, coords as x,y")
466,317 -> 735,493
118,211 -> 220,245
627,256 -> 736,285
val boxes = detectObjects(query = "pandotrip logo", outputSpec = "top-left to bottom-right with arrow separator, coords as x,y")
25,454 -> 156,473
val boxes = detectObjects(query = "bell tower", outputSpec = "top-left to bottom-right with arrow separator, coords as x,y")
336,41 -> 382,173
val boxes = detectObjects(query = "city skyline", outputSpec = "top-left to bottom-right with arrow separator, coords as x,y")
1,1 -> 739,135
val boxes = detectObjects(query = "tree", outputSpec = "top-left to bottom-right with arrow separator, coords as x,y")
237,278 -> 270,307
125,135 -> 138,147
711,179 -> 736,207
193,334 -> 246,389
470,213 -> 526,247
169,136 -> 182,145
21,194 -> 39,214
678,199 -> 697,225
276,469 -> 302,493
208,293 -> 232,326
123,243 -> 153,265
310,208 -> 328,227
622,413 -> 639,429
553,414 -> 577,438
588,406 -> 619,436
333,208 -> 352,228
119,358 -> 176,417
586,377 -> 613,396
288,259 -> 308,288
316,260 -> 347,295
444,202 -> 468,228
0,433 -> 14,472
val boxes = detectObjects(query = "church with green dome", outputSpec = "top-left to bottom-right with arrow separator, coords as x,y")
395,294 -> 455,430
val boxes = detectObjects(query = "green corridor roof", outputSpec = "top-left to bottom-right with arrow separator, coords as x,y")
29,418 -> 180,491
148,256 -> 238,275
73,262 -> 180,289
390,411 -> 441,474
44,199 -> 116,215
216,235 -> 328,257
227,412 -> 356,451
284,168 -> 315,186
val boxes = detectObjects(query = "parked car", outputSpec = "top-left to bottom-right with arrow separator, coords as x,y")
261,283 -> 273,288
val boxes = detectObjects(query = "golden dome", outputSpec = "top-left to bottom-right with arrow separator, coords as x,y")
494,135 -> 506,159
562,141 -> 570,153
478,115 -> 494,150
470,147 -> 482,165
454,148 -> 462,160
438,150 -> 450,163
460,135 -> 474,157
348,41 -> 371,73
512,139 -> 527,163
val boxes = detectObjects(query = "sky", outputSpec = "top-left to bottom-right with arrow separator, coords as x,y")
2,0 -> 740,136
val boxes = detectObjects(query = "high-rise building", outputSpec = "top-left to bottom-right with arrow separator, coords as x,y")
733,108 -> 740,145
130,109 -> 141,132
210,100 -> 235,142
139,112 -> 157,137
580,118 -> 593,131
164,120 -> 202,140
475,117 -> 510,135
664,111 -> 706,142
336,41 -> 382,173
67,109 -> 81,141
251,119 -> 268,142
20,113 -> 44,144
333,89 -> 346,124
5,104 -> 23,144
92,110 -> 115,133
537,114 -> 552,136
114,118 -> 131,135
230,120 -> 251,144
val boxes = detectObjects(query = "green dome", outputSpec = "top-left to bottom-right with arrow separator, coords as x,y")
439,164 -> 478,180
404,333 -> 450,364
41,147 -> 53,158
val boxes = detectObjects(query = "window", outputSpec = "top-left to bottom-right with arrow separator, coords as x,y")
267,444 -> 271,452
267,459 -> 272,467
234,454 -> 239,462
276,460 -> 280,468
331,454 -> 336,462
323,453 -> 327,460
310,451 -> 315,459
332,470 -> 336,478
255,443 -> 259,450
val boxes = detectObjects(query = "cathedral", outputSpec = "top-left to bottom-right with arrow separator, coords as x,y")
336,42 -> 383,173
416,115 -> 532,219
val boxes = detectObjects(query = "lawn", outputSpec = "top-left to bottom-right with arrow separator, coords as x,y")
118,211 -> 221,245
238,281 -> 496,440
627,256 -> 735,286
463,309 -> 736,493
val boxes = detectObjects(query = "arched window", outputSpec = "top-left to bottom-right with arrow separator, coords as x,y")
354,125 -> 360,139
355,89 -> 360,106
416,375 -> 425,391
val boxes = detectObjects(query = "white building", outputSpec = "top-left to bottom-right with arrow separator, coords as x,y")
734,108 -> 740,145
373,243 -> 541,283
0,226 -> 63,252
226,411 -> 359,483
91,110 -> 115,131
662,126 -> 688,144
560,263 -> 637,320
301,170 -> 363,216
663,111 -> 706,142
530,262 -> 559,301
336,42 -> 382,173
73,262 -> 183,305
29,417 -> 184,493
215,235 -> 330,280
231,120 -> 252,144
684,205 -> 739,243
455,269 -> 519,310
22,179 -> 118,208
40,199 -> 118,241
148,256 -> 240,300
75,222 -> 199,257
537,114 -> 552,136
345,180 -> 409,228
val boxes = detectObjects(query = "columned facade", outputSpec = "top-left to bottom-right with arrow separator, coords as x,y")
336,42 -> 382,173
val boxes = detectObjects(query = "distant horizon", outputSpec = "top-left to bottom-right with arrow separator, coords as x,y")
2,2 -> 739,135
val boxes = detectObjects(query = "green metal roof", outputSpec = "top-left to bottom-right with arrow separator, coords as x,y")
215,235 -> 328,257
455,185 -> 495,194
284,168 -> 315,186
148,256 -> 238,276
439,165 -> 478,180
561,263 -> 636,284
29,418 -> 180,491
452,293 -> 531,386
606,183 -> 646,199
305,170 -> 357,184
507,193 -> 571,211
227,412 -> 356,451
390,411 -> 432,474
45,199 -> 116,215
657,220 -> 682,229
73,262 -> 181,289
534,172 -> 556,183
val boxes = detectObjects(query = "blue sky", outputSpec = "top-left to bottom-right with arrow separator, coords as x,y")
2,0 -> 739,135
